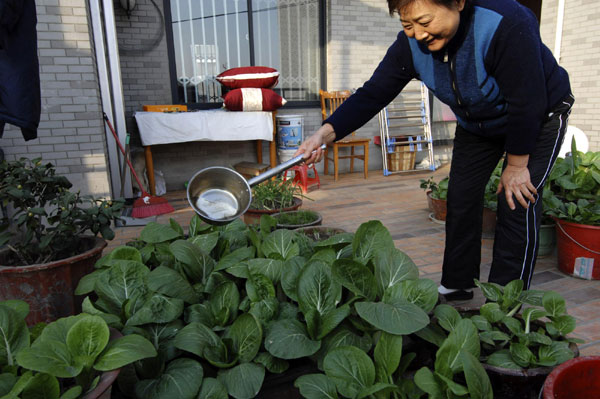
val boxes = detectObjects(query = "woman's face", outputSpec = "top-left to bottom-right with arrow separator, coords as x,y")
399,0 -> 465,52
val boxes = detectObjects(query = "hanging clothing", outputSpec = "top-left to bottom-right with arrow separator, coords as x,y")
0,0 -> 40,141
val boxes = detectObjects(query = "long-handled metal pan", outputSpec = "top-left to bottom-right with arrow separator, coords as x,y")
187,144 -> 325,225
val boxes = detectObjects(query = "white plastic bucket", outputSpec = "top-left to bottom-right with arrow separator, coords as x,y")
277,148 -> 298,180
276,115 -> 303,149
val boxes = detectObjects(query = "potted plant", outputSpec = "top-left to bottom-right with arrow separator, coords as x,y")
542,356 -> 600,398
273,210 -> 322,230
544,141 -> 600,279
420,175 -> 449,222
244,176 -> 304,225
0,158 -> 124,324
0,299 -> 156,399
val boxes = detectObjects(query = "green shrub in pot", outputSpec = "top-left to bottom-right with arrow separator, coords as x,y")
75,216 -> 445,399
0,157 -> 124,265
0,299 -> 156,398
419,176 -> 449,200
544,140 -> 600,226
249,176 -> 304,211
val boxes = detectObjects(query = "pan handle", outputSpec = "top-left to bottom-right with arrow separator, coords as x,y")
248,144 -> 327,187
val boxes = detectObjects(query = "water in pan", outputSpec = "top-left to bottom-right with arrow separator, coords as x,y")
195,189 -> 239,220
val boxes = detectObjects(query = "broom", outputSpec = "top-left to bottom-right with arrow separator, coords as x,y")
103,113 -> 174,218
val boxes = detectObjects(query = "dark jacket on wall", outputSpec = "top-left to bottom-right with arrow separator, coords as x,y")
0,0 -> 40,141
325,0 -> 570,156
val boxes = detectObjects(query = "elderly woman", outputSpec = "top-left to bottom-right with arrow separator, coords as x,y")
296,0 -> 573,299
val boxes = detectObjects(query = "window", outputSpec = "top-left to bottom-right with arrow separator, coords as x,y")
166,0 -> 325,107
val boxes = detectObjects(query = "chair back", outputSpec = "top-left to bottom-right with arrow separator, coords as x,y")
319,90 -> 352,121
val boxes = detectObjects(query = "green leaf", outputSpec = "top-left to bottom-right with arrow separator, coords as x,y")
356,382 -> 398,399
74,269 -> 106,295
19,372 -> 60,399
502,279 -> 524,309
385,279 -> 438,313
414,324 -> 447,347
374,247 -> 419,296
486,349 -> 522,370
502,316 -> 524,335
414,367 -> 444,399
253,352 -> 289,374
140,222 -> 181,243
0,371 -> 33,399
519,289 -> 545,307
315,305 -> 351,340
510,342 -> 534,368
126,294 -> 184,326
197,378 -> 228,399
261,229 -> 300,261
145,266 -> 199,304
297,260 -> 341,316
16,342 -> 81,378
104,246 -> 143,263
332,258 -> 377,301
323,346 -> 375,399
470,315 -> 492,332
480,302 -> 505,324
228,313 -> 262,363
135,358 -> 203,399
0,304 -> 30,367
294,374 -> 338,399
542,291 -> 567,317
264,319 -> 321,360
538,341 -> 574,366
479,330 -> 511,346
352,221 -> 395,264
203,340 -> 238,368
434,318 -> 480,378
459,350 -> 493,399
314,327 -> 372,370
374,332 -> 402,381
0,374 -> 17,396
94,334 -> 157,371
434,371 -> 468,396
280,256 -> 306,302
247,258 -> 284,284
434,304 -> 462,332
185,304 -> 215,327
548,315 -> 576,336
218,363 -> 265,399
174,322 -> 221,357
249,298 -> 279,327
209,281 -> 240,326
66,315 -> 110,369
169,240 -> 215,284
94,260 -> 149,313
0,300 -> 29,321
214,246 -> 255,271
355,299 -> 429,335
58,385 -> 82,399
475,280 -> 503,302
190,231 -> 219,254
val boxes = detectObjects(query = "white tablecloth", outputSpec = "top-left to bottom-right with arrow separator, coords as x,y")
134,109 -> 273,146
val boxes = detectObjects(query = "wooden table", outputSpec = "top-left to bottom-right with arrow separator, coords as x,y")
135,110 -> 277,195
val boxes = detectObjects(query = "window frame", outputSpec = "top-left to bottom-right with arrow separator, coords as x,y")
162,0 -> 327,109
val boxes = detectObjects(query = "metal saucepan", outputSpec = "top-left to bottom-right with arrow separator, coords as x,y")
187,144 -> 326,225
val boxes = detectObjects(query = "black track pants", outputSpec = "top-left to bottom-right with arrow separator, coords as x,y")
441,94 -> 574,289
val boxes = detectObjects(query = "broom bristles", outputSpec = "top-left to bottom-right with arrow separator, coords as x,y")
132,195 -> 174,218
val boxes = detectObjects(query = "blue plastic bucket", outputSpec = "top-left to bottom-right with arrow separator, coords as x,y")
276,115 -> 303,149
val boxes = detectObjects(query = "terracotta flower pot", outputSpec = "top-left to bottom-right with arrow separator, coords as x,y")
427,191 -> 447,222
542,356 -> 600,399
244,197 -> 303,225
0,236 -> 106,325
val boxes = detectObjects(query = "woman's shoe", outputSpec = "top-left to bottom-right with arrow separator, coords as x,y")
438,284 -> 474,301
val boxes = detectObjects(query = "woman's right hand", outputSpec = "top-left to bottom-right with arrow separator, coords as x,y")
294,123 -> 336,165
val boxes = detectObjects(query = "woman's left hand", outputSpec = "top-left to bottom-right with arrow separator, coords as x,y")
497,155 -> 537,210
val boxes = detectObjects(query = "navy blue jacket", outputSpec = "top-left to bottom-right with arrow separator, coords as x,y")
326,0 -> 570,155
0,0 -> 40,141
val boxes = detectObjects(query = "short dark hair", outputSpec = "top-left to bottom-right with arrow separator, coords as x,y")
387,0 -> 469,16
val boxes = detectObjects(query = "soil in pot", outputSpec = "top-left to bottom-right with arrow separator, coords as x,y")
294,226 -> 347,241
274,210 -> 322,229
0,236 -> 106,325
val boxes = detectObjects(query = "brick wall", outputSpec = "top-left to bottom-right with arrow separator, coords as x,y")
0,0 -> 111,197
541,0 -> 600,151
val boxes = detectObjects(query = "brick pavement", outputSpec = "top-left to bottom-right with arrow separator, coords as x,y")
108,163 -> 600,356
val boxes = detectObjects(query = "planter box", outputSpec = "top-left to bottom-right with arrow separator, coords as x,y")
244,197 -> 303,225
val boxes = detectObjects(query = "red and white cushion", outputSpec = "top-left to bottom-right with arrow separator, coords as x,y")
217,66 -> 279,89
223,88 -> 286,112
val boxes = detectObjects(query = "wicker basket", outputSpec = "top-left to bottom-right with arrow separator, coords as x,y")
387,147 -> 416,171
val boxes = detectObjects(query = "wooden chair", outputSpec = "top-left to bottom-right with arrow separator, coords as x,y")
319,90 -> 370,181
